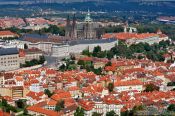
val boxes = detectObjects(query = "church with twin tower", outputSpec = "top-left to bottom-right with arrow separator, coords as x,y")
65,10 -> 100,40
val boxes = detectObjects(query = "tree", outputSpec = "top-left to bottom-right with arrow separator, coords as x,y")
108,83 -> 114,93
167,82 -> 175,86
104,26 -> 123,33
68,65 -> 77,70
74,107 -> 84,116
77,60 -> 85,66
2,98 -> 8,107
70,55 -> 76,60
39,56 -> 45,64
59,64 -> 66,71
132,105 -> 145,114
23,108 -> 28,115
106,110 -> 117,116
144,83 -> 159,92
121,110 -> 130,116
93,67 -> 102,75
24,44 -> 28,49
105,61 -> 112,67
107,51 -> 114,60
15,99 -> 26,109
82,48 -> 91,56
55,100 -> 65,112
97,51 -> 107,58
143,43 -> 152,51
1,99 -> 17,113
21,56 -> 45,67
44,89 -> 53,97
93,46 -> 101,57
167,104 -> 175,112
43,25 -> 65,36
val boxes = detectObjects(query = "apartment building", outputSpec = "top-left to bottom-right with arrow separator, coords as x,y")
19,48 -> 43,61
0,48 -> 20,71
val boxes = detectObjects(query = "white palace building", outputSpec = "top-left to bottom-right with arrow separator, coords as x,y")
51,39 -> 118,57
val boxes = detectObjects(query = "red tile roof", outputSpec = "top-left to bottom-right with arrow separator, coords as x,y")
51,92 -> 71,101
0,110 -> 10,116
27,106 -> 61,116
47,99 -> 57,106
103,95 -> 121,105
15,76 -> 23,81
102,32 -> 158,40
0,30 -> 18,36
78,99 -> 95,111
115,79 -> 143,86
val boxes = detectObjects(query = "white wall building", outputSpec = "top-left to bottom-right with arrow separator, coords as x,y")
0,48 -> 20,71
51,39 -> 118,57
114,80 -> 143,92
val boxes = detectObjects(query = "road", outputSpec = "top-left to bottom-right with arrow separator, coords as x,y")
44,55 -> 66,69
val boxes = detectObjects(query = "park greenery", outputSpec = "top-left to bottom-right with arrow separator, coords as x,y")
82,40 -> 173,62
20,56 -> 45,68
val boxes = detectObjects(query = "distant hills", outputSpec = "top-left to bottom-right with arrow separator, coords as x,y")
0,0 -> 175,15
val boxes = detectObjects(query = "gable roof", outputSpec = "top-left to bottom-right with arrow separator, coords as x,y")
27,106 -> 61,116
0,48 -> 18,56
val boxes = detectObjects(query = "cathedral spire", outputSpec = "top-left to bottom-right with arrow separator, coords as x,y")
85,9 -> 92,22
65,15 -> 71,38
71,14 -> 77,39
72,14 -> 76,26
66,15 -> 70,26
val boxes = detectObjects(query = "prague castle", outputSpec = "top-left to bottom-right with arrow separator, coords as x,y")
65,10 -> 101,40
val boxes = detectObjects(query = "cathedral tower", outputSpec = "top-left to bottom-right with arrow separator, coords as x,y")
84,10 -> 95,39
71,14 -> 77,39
65,15 -> 72,38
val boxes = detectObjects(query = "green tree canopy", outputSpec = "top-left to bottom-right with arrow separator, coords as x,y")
144,83 -> 159,92
82,48 -> 91,56
15,99 -> 26,109
167,104 -> 175,112
55,100 -> 65,112
108,83 -> 114,93
93,46 -> 102,57
106,110 -> 117,116
44,89 -> 54,98
74,107 -> 84,116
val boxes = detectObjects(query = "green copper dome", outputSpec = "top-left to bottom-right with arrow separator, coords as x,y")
84,10 -> 92,22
